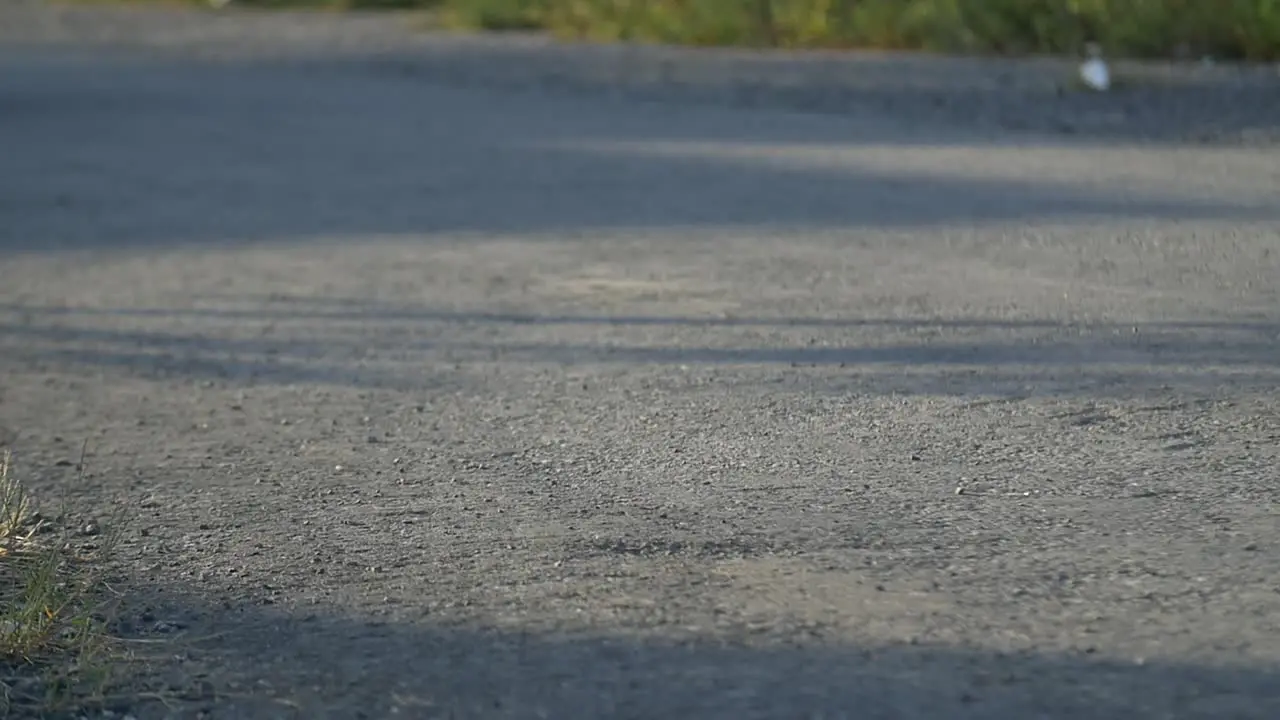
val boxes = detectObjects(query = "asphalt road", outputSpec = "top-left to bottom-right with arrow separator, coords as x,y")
1,4 -> 1279,719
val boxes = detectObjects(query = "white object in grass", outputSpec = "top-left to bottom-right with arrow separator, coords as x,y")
1080,42 -> 1110,92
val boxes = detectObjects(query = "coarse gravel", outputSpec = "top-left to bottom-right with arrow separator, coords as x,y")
1,2 -> 1279,719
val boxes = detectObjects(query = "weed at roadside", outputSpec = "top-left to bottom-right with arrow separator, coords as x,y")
0,450 -> 129,718
440,0 -> 1280,61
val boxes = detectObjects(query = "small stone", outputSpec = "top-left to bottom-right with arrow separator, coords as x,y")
334,465 -> 344,472
152,620 -> 184,633
955,486 -> 966,495
81,522 -> 100,536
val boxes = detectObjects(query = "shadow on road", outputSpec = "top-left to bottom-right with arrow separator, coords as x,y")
1,48 -> 1277,255
110,586 -> 1280,720
1,300 -> 1277,396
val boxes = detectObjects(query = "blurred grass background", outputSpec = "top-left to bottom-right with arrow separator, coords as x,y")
200,0 -> 1280,60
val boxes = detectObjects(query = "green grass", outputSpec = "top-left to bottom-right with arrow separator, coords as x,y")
439,0 -> 1280,60
0,450 -> 129,718
60,0 -> 441,9
59,0 -> 1280,59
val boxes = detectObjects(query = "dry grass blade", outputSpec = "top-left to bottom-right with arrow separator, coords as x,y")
0,452 -> 41,551
0,450 -> 131,718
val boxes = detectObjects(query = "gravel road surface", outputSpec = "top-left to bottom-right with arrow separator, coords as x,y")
2,3 -> 1279,719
